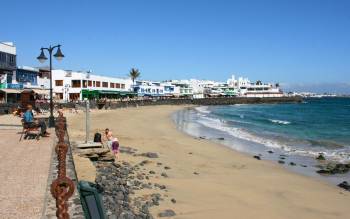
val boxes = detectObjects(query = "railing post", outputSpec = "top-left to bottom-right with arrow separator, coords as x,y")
50,112 -> 75,219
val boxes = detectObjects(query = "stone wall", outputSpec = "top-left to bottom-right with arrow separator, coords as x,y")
64,96 -> 303,110
0,97 -> 302,114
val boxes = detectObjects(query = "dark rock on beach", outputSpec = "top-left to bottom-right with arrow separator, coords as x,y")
161,172 -> 168,178
171,198 -> 176,204
164,166 -> 171,170
217,137 -> 225,140
267,150 -> 274,154
316,154 -> 326,161
317,163 -> 350,175
278,160 -> 285,164
289,162 -> 296,166
140,152 -> 159,158
253,155 -> 261,160
338,181 -> 350,191
158,209 -> 176,217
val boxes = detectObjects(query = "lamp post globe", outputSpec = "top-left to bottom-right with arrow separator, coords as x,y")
37,49 -> 47,63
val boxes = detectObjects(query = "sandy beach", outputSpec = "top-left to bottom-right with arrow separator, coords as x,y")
67,105 -> 350,219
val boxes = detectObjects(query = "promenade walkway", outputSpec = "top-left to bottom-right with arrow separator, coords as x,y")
0,115 -> 54,219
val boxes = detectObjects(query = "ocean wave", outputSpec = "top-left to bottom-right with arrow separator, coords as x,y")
195,115 -> 350,162
195,106 -> 211,114
269,119 -> 291,125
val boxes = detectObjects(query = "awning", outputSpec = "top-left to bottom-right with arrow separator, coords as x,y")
31,89 -> 49,95
0,89 -> 22,94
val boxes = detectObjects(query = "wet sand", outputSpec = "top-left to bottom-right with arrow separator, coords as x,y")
67,105 -> 350,219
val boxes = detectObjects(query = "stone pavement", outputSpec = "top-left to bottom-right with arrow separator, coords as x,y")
0,115 -> 54,219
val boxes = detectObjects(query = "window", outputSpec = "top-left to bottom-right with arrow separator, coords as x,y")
55,80 -> 63,86
102,82 -> 108,88
55,93 -> 63,99
110,83 -> 115,88
96,81 -> 101,87
88,80 -> 92,87
93,81 -> 96,87
121,84 -> 125,89
71,80 -> 81,88
115,83 -> 120,88
82,80 -> 87,88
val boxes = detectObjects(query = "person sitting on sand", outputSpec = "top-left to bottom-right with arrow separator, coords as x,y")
106,130 -> 120,160
23,104 -> 50,137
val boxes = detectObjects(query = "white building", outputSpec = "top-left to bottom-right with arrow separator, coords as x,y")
132,80 -> 165,97
51,69 -> 133,102
0,42 -> 17,89
226,75 -> 283,97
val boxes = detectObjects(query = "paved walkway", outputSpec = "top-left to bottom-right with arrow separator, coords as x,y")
0,115 -> 54,219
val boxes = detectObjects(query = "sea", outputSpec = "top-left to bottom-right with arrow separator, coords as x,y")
173,97 -> 350,184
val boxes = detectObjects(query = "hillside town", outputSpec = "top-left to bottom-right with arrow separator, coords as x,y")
1,42 -> 283,104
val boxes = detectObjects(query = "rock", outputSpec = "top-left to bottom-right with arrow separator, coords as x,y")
278,160 -> 285,164
188,152 -> 193,155
164,166 -> 171,170
149,170 -> 156,174
193,172 -> 199,175
289,162 -> 296,166
199,136 -> 206,139
158,209 -> 176,217
300,164 -> 307,168
171,198 -> 176,203
253,155 -> 261,160
118,211 -> 136,219
267,150 -> 274,154
338,181 -> 350,191
161,172 -> 168,178
217,137 -> 225,140
316,154 -> 326,161
140,160 -> 151,166
317,163 -> 350,175
140,152 -> 159,158
157,162 -> 162,166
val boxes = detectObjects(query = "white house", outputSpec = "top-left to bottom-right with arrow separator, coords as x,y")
51,69 -> 133,102
226,75 -> 283,97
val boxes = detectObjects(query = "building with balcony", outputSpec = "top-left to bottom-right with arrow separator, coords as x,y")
0,42 -> 16,89
51,69 -> 134,102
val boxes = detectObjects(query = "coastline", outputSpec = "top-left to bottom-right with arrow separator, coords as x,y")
173,105 -> 350,185
67,105 -> 350,219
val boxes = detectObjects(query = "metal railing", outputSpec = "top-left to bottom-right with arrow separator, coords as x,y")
50,113 -> 75,218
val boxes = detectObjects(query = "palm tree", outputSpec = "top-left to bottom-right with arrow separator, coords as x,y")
129,68 -> 141,85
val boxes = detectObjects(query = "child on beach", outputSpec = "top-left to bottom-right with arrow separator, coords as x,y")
105,129 -> 120,160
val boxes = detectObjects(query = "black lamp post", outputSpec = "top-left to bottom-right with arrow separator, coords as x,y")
37,44 -> 64,127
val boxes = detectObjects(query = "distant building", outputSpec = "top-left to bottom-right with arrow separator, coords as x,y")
133,81 -> 165,97
226,75 -> 283,97
0,42 -> 16,89
51,69 -> 133,102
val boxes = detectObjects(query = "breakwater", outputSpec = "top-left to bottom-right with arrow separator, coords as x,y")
65,96 -> 303,110
0,96 -> 302,114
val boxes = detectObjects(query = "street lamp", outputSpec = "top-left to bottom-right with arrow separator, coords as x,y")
37,44 -> 64,127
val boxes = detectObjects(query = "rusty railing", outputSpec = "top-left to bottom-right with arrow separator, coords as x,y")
50,113 -> 75,219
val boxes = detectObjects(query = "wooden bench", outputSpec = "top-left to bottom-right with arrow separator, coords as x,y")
19,119 -> 40,141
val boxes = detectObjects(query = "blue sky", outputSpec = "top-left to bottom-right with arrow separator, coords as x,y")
1,0 -> 350,92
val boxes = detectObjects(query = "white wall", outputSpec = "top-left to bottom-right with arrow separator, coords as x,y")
0,42 -> 16,55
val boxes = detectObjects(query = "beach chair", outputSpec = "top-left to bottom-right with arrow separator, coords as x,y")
19,119 -> 40,141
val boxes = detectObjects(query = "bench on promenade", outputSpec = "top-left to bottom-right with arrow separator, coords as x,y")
19,119 -> 40,141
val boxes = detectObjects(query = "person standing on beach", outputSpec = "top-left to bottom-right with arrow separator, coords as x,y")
105,129 -> 120,161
